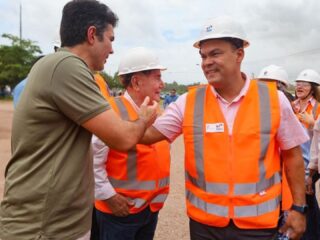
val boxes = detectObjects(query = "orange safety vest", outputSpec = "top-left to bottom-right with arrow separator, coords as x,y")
95,96 -> 171,214
281,99 -> 320,210
303,100 -> 320,130
183,80 -> 281,229
94,73 -> 111,99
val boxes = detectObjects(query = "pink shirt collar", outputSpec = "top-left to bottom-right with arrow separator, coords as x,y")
293,97 -> 316,113
210,72 -> 250,104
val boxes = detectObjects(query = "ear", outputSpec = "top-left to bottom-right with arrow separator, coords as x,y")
131,75 -> 140,91
236,48 -> 244,63
87,26 -> 97,45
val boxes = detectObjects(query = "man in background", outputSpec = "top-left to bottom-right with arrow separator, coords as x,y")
163,88 -> 178,108
92,47 -> 170,240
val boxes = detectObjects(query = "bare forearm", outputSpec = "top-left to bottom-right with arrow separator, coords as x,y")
84,97 -> 158,152
139,126 -> 167,145
83,109 -> 147,152
282,146 -> 306,205
105,118 -> 147,151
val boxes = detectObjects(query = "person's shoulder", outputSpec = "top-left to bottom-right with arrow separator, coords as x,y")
48,52 -> 89,77
49,49 -> 87,67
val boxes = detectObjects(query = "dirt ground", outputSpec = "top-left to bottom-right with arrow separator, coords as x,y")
0,101 -> 12,201
0,100 -> 319,240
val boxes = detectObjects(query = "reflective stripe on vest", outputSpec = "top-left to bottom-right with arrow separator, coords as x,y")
185,171 -> 229,195
109,177 -> 156,190
186,167 -> 280,196
234,172 -> 281,195
234,195 -> 281,217
151,193 -> 168,204
187,82 -> 279,217
186,189 -> 228,217
133,198 -> 147,208
187,190 -> 280,218
112,98 -> 156,191
234,82 -> 281,195
158,176 -> 170,188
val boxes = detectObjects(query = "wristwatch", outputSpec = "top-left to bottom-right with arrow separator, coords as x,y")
291,204 -> 308,214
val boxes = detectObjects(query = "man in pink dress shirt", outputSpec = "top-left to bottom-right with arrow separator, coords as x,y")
141,16 -> 308,240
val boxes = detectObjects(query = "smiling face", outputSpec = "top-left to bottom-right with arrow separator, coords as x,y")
199,39 -> 244,88
134,69 -> 165,103
295,81 -> 312,100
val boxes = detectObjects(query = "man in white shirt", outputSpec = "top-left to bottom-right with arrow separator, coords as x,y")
91,47 -> 171,240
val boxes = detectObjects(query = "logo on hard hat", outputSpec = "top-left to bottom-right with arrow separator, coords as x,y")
264,71 -> 268,76
303,73 -> 308,76
206,25 -> 213,32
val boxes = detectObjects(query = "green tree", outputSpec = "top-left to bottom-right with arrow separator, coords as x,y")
0,34 -> 42,88
100,71 -> 123,89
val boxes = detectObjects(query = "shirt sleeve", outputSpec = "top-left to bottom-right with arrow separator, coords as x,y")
309,120 -> 320,171
51,56 -> 110,125
153,93 -> 186,142
276,91 -> 309,150
92,135 -> 116,200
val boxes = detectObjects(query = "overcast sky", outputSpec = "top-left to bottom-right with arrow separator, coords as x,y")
1,0 -> 320,85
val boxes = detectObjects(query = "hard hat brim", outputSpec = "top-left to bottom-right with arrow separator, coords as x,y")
193,34 -> 250,48
118,65 -> 167,76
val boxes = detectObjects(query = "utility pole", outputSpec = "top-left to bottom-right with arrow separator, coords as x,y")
19,3 -> 22,44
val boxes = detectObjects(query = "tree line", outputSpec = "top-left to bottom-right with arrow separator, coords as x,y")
0,34 -> 199,96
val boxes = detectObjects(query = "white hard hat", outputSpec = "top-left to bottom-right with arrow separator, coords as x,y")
257,65 -> 289,87
295,69 -> 320,85
118,47 -> 166,76
193,15 -> 249,48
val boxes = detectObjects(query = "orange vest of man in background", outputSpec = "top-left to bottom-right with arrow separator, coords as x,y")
94,72 -> 111,99
95,96 -> 171,214
183,80 -> 282,229
281,100 -> 320,210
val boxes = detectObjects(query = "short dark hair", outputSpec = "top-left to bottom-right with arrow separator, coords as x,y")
200,37 -> 244,50
120,70 -> 154,89
60,0 -> 118,47
120,73 -> 134,89
221,37 -> 244,49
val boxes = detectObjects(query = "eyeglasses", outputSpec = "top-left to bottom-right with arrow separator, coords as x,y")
296,81 -> 311,87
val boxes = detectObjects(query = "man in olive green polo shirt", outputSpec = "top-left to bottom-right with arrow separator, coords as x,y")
0,1 -> 158,240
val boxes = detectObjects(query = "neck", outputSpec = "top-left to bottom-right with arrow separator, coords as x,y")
214,72 -> 245,102
66,45 -> 94,71
127,88 -> 143,107
299,95 -> 312,108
